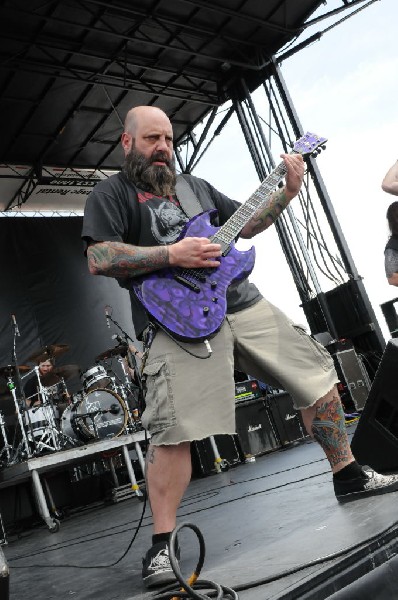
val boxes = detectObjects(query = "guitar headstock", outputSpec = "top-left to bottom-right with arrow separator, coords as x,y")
293,132 -> 327,157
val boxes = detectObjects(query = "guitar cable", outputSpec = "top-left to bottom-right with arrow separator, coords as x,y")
151,522 -> 239,600
155,321 -> 213,359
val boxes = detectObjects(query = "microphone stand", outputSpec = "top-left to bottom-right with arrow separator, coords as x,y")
106,313 -> 145,421
9,319 -> 33,459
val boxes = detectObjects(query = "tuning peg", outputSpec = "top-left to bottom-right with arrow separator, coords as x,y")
311,151 -> 319,158
321,144 -> 326,150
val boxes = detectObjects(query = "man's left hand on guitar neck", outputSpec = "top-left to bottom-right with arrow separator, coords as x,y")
240,152 -> 304,239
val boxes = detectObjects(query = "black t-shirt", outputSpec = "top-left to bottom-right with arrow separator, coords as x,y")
81,172 -> 261,339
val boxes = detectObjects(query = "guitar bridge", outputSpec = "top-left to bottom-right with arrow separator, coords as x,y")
174,274 -> 200,293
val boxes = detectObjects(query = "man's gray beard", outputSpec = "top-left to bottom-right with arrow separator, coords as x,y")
123,148 -> 177,197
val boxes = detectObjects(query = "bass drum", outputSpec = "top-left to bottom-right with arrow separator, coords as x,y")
61,388 -> 127,443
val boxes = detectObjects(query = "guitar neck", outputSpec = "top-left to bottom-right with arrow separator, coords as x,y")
213,159 -> 290,247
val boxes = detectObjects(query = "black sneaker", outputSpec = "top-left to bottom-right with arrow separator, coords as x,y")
334,466 -> 398,503
142,541 -> 178,588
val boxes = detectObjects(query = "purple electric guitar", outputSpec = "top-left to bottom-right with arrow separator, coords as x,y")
131,132 -> 327,342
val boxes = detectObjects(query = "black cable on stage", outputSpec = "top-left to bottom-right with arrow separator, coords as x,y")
8,457 -> 331,561
11,490 -> 148,570
152,522 -> 239,600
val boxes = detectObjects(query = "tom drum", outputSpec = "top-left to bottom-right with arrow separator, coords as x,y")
81,365 -> 112,393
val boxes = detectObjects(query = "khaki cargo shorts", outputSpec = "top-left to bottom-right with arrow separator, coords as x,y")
141,297 -> 338,445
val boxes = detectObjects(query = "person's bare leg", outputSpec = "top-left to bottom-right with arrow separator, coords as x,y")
300,385 -> 354,473
145,441 -> 192,533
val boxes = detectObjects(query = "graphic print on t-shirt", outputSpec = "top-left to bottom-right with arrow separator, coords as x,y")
137,192 -> 189,244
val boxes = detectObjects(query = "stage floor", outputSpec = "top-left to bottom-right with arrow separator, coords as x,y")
4,423 -> 398,600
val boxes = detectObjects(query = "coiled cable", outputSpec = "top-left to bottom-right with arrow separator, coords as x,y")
152,522 -> 239,600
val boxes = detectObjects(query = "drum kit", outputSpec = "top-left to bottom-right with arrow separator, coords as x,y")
0,340 -> 143,466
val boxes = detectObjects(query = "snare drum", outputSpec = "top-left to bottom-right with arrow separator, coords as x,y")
81,365 -> 112,393
61,388 -> 127,442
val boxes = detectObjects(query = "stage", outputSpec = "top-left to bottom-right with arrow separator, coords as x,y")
3,423 -> 398,600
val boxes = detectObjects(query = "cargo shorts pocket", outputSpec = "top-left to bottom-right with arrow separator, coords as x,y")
292,324 -> 334,372
141,359 -> 177,434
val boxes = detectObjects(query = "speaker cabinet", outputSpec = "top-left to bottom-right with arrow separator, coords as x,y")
191,434 -> 243,477
267,392 -> 307,445
235,398 -> 281,457
333,348 -> 371,411
351,338 -> 398,472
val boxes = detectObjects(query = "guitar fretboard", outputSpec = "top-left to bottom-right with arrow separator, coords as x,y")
212,160 -> 289,246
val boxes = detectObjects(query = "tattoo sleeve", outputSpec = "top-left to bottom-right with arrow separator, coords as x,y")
87,241 -> 169,278
311,395 -> 351,468
244,187 -> 291,237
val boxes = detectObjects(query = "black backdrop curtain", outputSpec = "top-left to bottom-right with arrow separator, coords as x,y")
0,217 -> 137,415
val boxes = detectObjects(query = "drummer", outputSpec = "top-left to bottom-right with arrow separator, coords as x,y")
23,359 -> 54,407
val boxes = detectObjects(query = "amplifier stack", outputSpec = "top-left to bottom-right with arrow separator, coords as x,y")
191,383 -> 309,477
235,383 -> 308,458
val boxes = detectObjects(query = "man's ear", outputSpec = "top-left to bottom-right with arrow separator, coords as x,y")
121,132 -> 132,154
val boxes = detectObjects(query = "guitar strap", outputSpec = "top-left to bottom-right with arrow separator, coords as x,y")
175,175 -> 203,218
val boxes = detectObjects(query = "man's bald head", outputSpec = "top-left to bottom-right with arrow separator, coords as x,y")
124,106 -> 172,136
121,105 -> 176,196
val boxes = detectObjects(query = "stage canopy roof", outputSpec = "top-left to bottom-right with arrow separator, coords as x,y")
0,0 -> 357,211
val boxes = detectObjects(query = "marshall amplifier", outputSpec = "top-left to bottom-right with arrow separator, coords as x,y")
235,398 -> 281,457
267,392 -> 307,445
235,379 -> 262,404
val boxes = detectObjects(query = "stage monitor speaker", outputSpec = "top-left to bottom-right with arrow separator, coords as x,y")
191,434 -> 243,477
267,392 -> 307,445
235,398 -> 280,457
351,338 -> 398,472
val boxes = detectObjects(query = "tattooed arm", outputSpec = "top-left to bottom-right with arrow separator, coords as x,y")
382,160 -> 398,196
240,153 -> 304,239
87,236 -> 222,279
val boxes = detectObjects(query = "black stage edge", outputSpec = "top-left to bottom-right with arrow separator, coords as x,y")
3,424 -> 398,600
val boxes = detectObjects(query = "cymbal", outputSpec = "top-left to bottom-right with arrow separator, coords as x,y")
28,344 -> 70,364
96,344 -> 128,362
0,364 -> 32,378
54,364 -> 80,381
41,364 -> 80,386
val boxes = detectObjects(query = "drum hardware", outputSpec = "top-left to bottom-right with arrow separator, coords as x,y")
0,411 -> 13,466
115,355 -> 143,433
1,369 -> 34,461
23,367 -> 81,455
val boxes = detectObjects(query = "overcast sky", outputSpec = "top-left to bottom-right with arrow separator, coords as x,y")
193,0 -> 398,342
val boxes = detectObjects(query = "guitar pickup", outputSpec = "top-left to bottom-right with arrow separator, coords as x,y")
174,275 -> 201,293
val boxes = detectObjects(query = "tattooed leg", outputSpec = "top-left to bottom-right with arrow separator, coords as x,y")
145,442 -> 192,534
300,386 -> 354,473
